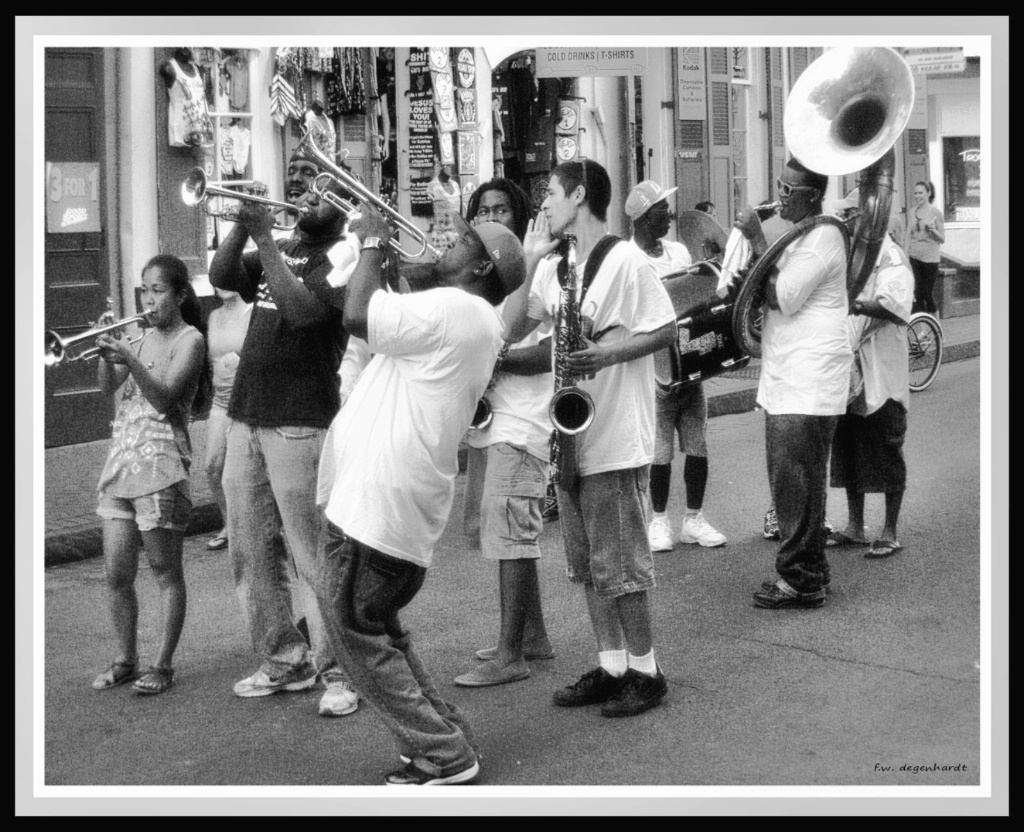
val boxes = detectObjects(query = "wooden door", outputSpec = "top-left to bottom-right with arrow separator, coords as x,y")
44,48 -> 112,448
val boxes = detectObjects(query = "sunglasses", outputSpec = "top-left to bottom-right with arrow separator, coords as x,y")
776,178 -> 818,198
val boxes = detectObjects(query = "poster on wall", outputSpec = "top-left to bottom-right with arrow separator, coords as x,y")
429,47 -> 458,133
454,47 -> 477,128
555,100 -> 580,162
410,173 -> 433,217
439,132 -> 455,167
408,49 -> 435,169
458,131 -> 477,176
45,161 -> 102,233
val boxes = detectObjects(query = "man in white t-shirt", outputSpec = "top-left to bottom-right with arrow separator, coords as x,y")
626,180 -> 727,552
735,158 -> 853,609
314,208 -> 526,787
505,159 -> 677,718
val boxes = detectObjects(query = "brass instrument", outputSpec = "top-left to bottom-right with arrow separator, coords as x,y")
295,126 -> 442,261
44,312 -> 151,367
549,236 -> 596,488
731,46 -> 915,357
181,167 -> 306,232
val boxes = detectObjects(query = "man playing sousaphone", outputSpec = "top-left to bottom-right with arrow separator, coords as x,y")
733,158 -> 853,610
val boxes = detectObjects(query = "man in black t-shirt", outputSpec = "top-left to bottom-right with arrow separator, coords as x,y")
210,175 -> 358,718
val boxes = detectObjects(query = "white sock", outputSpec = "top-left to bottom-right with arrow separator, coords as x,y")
653,510 -> 667,521
599,650 -> 627,677
628,649 -> 658,676
684,508 -> 700,519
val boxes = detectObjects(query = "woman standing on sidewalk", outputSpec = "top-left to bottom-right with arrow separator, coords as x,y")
906,181 -> 945,315
91,254 -> 208,696
202,286 -> 252,551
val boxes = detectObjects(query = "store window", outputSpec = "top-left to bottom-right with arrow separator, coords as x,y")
942,136 -> 980,223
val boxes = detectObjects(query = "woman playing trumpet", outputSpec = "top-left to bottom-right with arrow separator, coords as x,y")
92,254 -> 209,696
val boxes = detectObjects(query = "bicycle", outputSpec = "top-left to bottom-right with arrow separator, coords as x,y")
907,311 -> 943,392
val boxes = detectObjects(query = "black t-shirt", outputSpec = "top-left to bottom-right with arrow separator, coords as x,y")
227,236 -> 347,428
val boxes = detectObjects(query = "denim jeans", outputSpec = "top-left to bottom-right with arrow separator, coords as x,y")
222,421 -> 341,682
316,521 -> 478,777
765,413 -> 838,593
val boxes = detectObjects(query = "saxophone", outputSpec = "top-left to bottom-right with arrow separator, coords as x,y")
549,235 -> 596,489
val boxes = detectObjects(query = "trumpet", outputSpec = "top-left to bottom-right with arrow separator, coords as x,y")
44,312 -> 152,367
754,202 -> 782,219
181,167 -> 307,231
295,126 -> 441,260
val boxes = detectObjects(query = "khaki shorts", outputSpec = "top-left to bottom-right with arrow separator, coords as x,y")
479,442 -> 547,561
654,382 -> 708,463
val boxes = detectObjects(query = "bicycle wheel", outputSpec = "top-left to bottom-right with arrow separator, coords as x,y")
907,313 -> 943,392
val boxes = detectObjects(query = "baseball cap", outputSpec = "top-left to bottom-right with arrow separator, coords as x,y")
452,212 -> 526,297
831,187 -> 860,216
625,180 -> 679,221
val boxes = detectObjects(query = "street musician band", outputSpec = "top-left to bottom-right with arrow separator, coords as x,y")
66,45 -> 923,789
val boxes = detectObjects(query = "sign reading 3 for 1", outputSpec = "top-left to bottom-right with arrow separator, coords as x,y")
46,162 -> 101,233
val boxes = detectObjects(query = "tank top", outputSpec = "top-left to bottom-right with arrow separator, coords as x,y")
97,326 -> 200,500
167,58 -> 212,148
207,303 -> 252,410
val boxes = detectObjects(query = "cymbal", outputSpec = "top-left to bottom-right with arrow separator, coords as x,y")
676,210 -> 728,262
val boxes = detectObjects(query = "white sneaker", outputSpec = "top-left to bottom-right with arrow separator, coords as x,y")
647,517 -> 674,552
319,680 -> 360,717
679,511 -> 727,548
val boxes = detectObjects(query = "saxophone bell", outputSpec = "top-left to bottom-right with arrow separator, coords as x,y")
549,386 -> 595,435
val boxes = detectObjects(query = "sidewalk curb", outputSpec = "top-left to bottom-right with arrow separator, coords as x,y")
44,338 -> 981,569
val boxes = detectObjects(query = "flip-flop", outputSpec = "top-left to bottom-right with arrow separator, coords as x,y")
92,659 -> 138,690
475,646 -> 554,662
826,531 -> 868,548
454,660 -> 530,688
865,540 -> 903,559
132,666 -> 174,695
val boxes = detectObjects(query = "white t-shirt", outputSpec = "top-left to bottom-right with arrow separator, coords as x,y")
318,287 -> 504,568
466,299 -> 554,461
849,235 -> 913,416
756,221 -> 853,416
527,241 -> 676,475
629,237 -> 693,276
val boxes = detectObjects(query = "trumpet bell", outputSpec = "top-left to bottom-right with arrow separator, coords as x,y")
784,46 -> 914,176
181,167 -> 208,207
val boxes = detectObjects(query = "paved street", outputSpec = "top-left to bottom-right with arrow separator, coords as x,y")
41,358 -> 982,790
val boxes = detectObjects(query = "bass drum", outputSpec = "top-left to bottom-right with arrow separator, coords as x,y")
654,262 -> 750,395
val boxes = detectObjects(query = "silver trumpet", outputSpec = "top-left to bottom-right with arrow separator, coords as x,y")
182,167 -> 307,232
295,125 -> 441,260
44,311 -> 152,367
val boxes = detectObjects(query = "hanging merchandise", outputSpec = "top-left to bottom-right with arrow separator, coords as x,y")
229,121 -> 252,174
269,48 -> 304,127
555,99 -> 581,163
304,103 -> 336,156
329,47 -> 367,117
429,47 -> 458,134
163,51 -> 214,148
439,132 -> 455,167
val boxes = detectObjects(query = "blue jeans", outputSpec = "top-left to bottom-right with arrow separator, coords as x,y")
316,521 -> 478,777
222,421 -> 341,682
765,413 -> 837,593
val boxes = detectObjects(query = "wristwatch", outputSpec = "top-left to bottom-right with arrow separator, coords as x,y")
852,300 -> 864,315
361,237 -> 386,252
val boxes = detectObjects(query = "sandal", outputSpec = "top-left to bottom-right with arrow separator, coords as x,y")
132,666 -> 174,696
92,659 -> 138,690
825,531 -> 868,548
865,539 -> 903,559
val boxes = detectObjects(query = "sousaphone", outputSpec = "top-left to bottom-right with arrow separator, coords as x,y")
732,46 -> 915,358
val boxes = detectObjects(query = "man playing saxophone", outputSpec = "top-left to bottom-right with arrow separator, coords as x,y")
504,159 -> 677,718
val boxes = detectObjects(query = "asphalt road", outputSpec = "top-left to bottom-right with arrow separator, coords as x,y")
42,358 -> 981,789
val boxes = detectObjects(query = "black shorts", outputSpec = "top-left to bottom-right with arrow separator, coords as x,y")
829,399 -> 907,494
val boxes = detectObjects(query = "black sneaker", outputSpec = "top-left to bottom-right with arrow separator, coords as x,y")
600,668 -> 668,718
752,583 -> 826,609
552,667 -> 624,707
384,759 -> 480,786
541,493 -> 559,522
761,579 -> 832,596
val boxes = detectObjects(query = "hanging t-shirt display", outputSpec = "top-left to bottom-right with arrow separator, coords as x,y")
166,57 -> 213,148
429,48 -> 458,134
